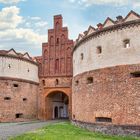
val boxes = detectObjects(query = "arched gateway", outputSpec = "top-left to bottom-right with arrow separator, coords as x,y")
45,91 -> 69,119
36,15 -> 73,121
38,88 -> 72,121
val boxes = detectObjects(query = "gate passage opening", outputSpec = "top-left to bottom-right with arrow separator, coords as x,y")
47,91 -> 69,119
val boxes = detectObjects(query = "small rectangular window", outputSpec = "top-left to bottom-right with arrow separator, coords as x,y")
8,64 -> 11,69
13,84 -> 18,87
97,46 -> 102,54
124,39 -> 130,48
73,114 -> 75,119
42,80 -> 45,86
95,117 -> 112,123
130,71 -> 140,78
23,98 -> 27,101
87,77 -> 93,84
81,53 -> 84,60
4,97 -> 11,100
55,79 -> 59,85
15,113 -> 23,118
75,80 -> 79,86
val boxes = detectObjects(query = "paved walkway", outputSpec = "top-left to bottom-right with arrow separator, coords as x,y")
0,120 -> 62,140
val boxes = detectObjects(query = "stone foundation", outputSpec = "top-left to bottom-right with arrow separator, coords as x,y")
72,120 -> 140,137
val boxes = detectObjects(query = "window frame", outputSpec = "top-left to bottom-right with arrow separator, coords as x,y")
123,39 -> 130,48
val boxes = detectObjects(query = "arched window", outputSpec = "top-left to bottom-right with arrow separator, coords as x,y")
42,80 -> 45,86
66,57 -> 71,74
60,58 -> 65,73
96,46 -> 102,54
55,59 -> 59,73
55,79 -> 59,85
80,53 -> 84,60
123,39 -> 130,48
50,36 -> 54,46
44,50 -> 48,57
66,47 -> 71,57
56,38 -> 59,44
61,34 -> 65,44
56,22 -> 60,31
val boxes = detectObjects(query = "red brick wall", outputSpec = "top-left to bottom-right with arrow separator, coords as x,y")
72,64 -> 140,125
38,77 -> 72,120
0,79 -> 38,122
41,15 -> 73,77
37,15 -> 73,120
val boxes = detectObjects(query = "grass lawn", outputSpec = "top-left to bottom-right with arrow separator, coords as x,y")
10,122 -> 140,140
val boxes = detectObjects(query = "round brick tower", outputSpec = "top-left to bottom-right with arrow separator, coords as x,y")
0,49 -> 39,122
72,11 -> 140,136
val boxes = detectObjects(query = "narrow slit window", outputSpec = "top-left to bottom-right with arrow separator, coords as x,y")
4,97 -> 11,100
15,113 -> 23,118
124,39 -> 130,48
97,46 -> 102,54
13,84 -> 18,87
95,117 -> 112,123
81,53 -> 84,60
55,79 -> 59,85
23,98 -> 27,101
56,38 -> 59,44
42,80 -> 45,86
8,64 -> 11,69
130,71 -> 140,78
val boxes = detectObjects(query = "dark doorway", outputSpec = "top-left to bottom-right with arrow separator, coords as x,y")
46,91 -> 69,120
54,106 -> 58,118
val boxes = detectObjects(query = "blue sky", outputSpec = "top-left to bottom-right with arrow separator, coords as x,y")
0,0 -> 140,56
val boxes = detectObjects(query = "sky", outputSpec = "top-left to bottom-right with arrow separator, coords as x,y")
0,0 -> 140,56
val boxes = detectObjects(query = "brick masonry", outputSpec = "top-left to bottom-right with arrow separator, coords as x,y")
72,120 -> 140,137
38,77 -> 72,120
37,15 -> 73,120
40,15 -> 73,77
72,64 -> 140,125
0,79 -> 38,122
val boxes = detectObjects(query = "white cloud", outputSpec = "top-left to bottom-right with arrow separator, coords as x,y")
0,6 -> 46,55
0,6 -> 23,29
30,16 -> 41,21
133,1 -> 140,8
35,21 -> 48,28
0,28 -> 46,44
0,0 -> 25,4
69,0 -> 140,7
25,16 -> 48,29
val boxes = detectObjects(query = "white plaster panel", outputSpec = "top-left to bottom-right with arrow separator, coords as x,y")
104,20 -> 114,28
0,57 -> 39,82
73,25 -> 140,76
125,13 -> 139,22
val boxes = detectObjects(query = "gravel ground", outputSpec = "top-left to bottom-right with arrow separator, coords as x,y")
0,120 -> 62,140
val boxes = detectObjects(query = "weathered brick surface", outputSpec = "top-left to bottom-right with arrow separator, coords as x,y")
37,15 -> 73,120
72,64 -> 140,125
40,15 -> 73,77
72,120 -> 140,137
38,77 -> 72,120
0,79 -> 38,122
